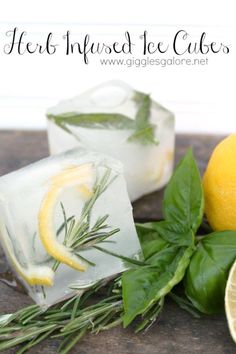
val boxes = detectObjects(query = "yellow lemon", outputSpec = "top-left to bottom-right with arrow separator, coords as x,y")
203,134 -> 236,230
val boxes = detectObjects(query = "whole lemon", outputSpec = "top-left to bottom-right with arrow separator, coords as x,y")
203,134 -> 236,231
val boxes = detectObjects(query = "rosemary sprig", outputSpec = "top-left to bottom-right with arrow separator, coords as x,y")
0,279 -> 123,354
52,168 -> 120,272
0,276 -> 163,354
134,297 -> 164,333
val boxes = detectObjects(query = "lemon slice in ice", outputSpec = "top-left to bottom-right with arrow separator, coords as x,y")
38,164 -> 95,272
225,259 -> 236,343
1,230 -> 54,286
15,263 -> 54,286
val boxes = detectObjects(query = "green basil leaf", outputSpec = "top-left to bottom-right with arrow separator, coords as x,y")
146,244 -> 183,267
135,223 -> 168,259
134,94 -> 151,129
127,94 -> 158,146
163,148 -> 204,233
185,230 -> 236,314
147,221 -> 195,247
127,124 -> 158,145
47,113 -> 75,135
48,93 -> 157,145
132,90 -> 147,104
122,245 -> 194,327
47,113 -> 135,130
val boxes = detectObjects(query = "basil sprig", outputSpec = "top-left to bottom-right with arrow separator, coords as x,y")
122,149 -> 202,327
47,91 -> 157,146
122,148 -> 236,325
47,112 -> 135,130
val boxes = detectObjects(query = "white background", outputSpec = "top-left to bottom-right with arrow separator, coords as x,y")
0,0 -> 235,133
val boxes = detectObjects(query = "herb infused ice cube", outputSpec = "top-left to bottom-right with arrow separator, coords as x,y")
47,81 -> 175,201
0,148 -> 141,307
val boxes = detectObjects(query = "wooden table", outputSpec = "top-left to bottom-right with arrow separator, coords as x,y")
0,131 -> 234,354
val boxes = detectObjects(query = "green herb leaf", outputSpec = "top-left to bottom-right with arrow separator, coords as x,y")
127,124 -> 157,145
128,94 -> 158,145
122,245 -> 194,327
146,221 -> 195,247
163,148 -> 204,233
134,94 -> 151,129
132,90 -> 147,104
0,314 -> 15,327
135,223 -> 168,259
48,92 -> 157,146
122,150 -> 202,327
51,168 -> 119,272
48,113 -> 135,130
185,230 -> 236,314
0,280 -> 123,353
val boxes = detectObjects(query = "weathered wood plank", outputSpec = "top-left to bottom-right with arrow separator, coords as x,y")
0,130 -> 233,354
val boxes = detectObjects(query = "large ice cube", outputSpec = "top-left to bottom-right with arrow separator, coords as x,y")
0,148 -> 141,307
47,81 -> 175,201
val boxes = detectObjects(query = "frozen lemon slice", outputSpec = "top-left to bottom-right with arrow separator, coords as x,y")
225,259 -> 236,343
38,164 -> 95,272
1,230 -> 54,286
15,263 -> 54,286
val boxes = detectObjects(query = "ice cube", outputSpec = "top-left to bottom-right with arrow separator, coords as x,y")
0,148 -> 141,307
47,80 -> 175,201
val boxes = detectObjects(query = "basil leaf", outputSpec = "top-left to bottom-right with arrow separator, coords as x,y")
146,244 -> 184,266
134,94 -> 151,129
147,221 -> 195,247
122,245 -> 194,327
135,223 -> 168,259
47,113 -> 135,130
163,149 -> 204,233
127,124 -> 157,145
48,93 -> 157,145
128,94 -> 158,146
132,90 -> 147,104
185,230 -> 236,314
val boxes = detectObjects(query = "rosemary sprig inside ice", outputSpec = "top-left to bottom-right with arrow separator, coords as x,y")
51,168 -> 120,272
0,148 -> 141,306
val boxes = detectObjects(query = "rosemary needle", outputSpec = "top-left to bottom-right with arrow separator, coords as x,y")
51,168 -> 120,272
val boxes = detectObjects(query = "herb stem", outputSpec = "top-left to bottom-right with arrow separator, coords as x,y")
93,245 -> 145,266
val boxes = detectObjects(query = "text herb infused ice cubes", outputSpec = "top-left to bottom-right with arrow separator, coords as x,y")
47,80 -> 175,201
0,148 -> 141,307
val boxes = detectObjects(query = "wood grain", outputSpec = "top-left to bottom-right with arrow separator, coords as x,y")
0,130 -> 233,354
